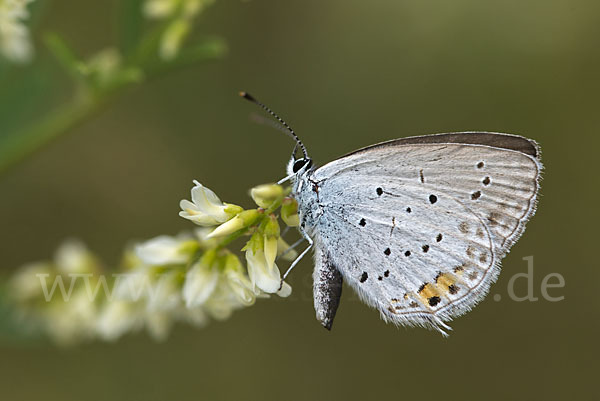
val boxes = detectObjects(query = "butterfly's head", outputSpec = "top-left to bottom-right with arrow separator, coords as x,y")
287,153 -> 313,177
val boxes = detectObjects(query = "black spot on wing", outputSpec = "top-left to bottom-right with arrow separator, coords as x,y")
428,296 -> 441,307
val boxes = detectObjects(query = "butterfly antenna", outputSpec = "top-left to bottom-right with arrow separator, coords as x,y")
239,91 -> 308,159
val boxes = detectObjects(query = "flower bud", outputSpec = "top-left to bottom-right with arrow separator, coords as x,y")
251,184 -> 284,208
182,251 -> 219,308
144,0 -> 177,18
281,197 -> 300,227
135,235 -> 197,266
96,300 -> 141,342
160,19 -> 190,60
9,262 -> 52,301
263,215 -> 280,270
245,238 -> 282,294
55,240 -> 99,275
207,210 -> 260,238
223,254 -> 255,306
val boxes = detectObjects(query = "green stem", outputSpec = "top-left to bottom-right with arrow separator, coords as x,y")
0,16 -> 224,177
0,94 -> 102,175
219,228 -> 252,250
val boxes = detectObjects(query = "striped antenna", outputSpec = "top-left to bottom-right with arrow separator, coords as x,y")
239,92 -> 308,159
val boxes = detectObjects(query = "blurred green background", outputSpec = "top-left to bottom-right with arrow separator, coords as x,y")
1,0 -> 598,400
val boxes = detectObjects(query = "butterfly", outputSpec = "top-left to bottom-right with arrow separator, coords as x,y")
241,92 -> 542,335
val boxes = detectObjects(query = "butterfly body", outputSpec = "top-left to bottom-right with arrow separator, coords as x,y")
289,132 -> 542,334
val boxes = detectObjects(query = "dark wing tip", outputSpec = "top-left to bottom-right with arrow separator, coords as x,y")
346,132 -> 541,160
429,132 -> 540,159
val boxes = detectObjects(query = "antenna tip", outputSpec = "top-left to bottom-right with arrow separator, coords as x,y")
239,91 -> 255,101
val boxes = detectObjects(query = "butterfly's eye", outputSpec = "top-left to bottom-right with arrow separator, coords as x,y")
292,158 -> 311,173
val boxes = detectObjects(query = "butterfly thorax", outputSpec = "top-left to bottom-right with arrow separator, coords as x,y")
290,168 -> 323,238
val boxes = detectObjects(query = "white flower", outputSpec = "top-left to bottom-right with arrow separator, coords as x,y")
145,270 -> 182,312
0,0 -> 35,63
144,0 -> 213,20
143,0 -> 216,60
113,269 -> 153,302
277,281 -> 292,298
43,288 -> 99,346
144,0 -> 178,18
202,279 -> 239,320
99,267 -> 181,342
54,239 -> 98,275
223,254 -> 255,306
135,234 -> 194,266
246,247 -> 282,294
179,305 -> 208,327
96,300 -> 143,341
182,253 -> 257,322
182,256 -> 218,308
179,180 -> 242,226
194,227 -> 219,249
9,261 -> 51,301
246,246 -> 292,298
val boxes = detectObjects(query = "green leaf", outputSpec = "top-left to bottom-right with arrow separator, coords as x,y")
116,0 -> 147,57
144,36 -> 227,78
172,36 -> 228,66
43,33 -> 83,81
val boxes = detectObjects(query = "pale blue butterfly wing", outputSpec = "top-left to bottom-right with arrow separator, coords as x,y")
296,132 -> 542,334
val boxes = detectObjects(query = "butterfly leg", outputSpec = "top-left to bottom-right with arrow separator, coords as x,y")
282,229 -> 313,280
277,237 -> 305,261
277,174 -> 295,185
